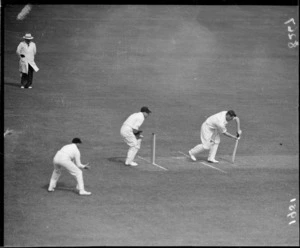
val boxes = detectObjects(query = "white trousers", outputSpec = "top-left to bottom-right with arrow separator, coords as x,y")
190,122 -> 221,160
120,125 -> 142,164
49,151 -> 85,191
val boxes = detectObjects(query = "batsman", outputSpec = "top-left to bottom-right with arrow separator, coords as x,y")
188,110 -> 242,163
120,106 -> 151,166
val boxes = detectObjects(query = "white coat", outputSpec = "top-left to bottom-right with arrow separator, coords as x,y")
16,41 -> 39,74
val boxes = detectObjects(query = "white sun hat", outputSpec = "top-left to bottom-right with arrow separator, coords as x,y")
23,33 -> 34,39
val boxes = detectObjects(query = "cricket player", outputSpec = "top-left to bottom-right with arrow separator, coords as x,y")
120,106 -> 152,166
48,138 -> 91,196
189,110 -> 242,163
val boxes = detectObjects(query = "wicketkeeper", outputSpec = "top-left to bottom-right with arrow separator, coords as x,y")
120,106 -> 151,166
189,110 -> 242,163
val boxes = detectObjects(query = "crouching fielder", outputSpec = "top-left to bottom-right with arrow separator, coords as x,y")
48,138 -> 91,196
189,110 -> 242,163
120,106 -> 151,166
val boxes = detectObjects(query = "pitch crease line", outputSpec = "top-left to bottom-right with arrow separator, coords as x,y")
200,162 -> 227,173
153,163 -> 168,171
138,155 -> 151,163
178,151 -> 190,158
178,151 -> 227,173
137,156 -> 168,171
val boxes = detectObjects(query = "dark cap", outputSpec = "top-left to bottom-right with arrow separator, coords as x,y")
72,138 -> 82,144
140,106 -> 151,114
227,110 -> 237,117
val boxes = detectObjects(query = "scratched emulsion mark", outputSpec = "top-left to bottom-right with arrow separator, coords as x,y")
287,198 -> 297,225
284,18 -> 299,49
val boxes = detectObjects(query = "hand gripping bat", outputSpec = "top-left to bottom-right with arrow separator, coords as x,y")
83,163 -> 91,170
133,130 -> 143,139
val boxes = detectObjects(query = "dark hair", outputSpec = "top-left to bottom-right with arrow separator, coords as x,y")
227,110 -> 236,117
72,138 -> 82,144
140,106 -> 151,114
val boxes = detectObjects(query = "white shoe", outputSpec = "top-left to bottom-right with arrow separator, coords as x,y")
79,190 -> 92,196
207,159 -> 219,163
21,86 -> 25,89
125,161 -> 138,166
189,150 -> 197,161
48,188 -> 55,192
28,86 -> 32,89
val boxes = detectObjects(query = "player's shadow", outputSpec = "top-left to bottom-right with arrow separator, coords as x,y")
4,81 -> 20,88
42,183 -> 78,194
189,155 -> 209,162
107,157 -> 126,165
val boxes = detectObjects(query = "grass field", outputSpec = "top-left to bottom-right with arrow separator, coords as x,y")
3,4 -> 299,246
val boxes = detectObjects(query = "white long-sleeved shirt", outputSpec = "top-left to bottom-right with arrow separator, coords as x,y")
122,112 -> 145,130
57,143 -> 84,168
205,111 -> 228,133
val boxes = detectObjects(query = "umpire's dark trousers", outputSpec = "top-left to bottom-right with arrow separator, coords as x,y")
21,64 -> 34,88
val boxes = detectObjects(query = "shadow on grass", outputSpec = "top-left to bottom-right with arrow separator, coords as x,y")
192,155 -> 210,162
42,183 -> 78,195
107,157 -> 126,164
107,157 -> 141,168
4,81 -> 20,88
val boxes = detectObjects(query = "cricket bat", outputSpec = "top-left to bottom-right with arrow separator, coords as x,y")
232,137 -> 240,164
